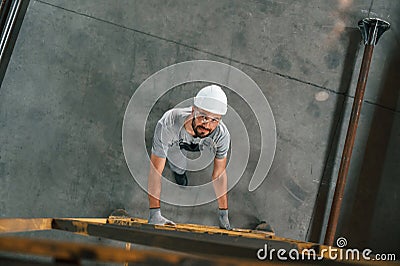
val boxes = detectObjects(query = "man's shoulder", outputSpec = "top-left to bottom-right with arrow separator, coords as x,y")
210,121 -> 229,140
159,107 -> 191,127
217,121 -> 229,135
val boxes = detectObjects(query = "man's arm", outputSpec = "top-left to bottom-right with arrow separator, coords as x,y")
147,153 -> 175,225
212,157 -> 228,209
213,157 -> 231,229
148,153 -> 166,208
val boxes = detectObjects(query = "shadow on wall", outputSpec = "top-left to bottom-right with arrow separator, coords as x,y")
339,39 -> 400,254
307,28 -> 361,244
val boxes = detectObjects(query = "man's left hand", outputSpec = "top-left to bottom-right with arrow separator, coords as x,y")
218,209 -> 232,230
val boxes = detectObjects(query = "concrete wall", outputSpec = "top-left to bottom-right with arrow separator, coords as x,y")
0,0 -> 399,255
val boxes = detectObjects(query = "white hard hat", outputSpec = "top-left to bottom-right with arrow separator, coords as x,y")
193,85 -> 227,115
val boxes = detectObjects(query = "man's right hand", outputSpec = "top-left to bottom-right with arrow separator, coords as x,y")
148,208 -> 176,225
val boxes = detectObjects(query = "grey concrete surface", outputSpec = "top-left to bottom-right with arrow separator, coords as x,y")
0,0 -> 399,256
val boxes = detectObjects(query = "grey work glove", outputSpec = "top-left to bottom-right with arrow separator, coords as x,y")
218,209 -> 232,230
148,208 -> 176,226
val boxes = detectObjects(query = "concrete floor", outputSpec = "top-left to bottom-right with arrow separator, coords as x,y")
0,0 -> 399,256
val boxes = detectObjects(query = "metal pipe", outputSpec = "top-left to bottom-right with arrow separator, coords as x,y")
0,0 -> 22,63
0,0 -> 13,32
324,18 -> 390,246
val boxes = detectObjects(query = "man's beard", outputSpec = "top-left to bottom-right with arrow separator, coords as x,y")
192,118 -> 212,138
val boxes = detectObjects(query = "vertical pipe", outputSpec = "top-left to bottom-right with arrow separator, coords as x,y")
0,0 -> 22,62
0,0 -> 12,32
324,45 -> 374,246
0,0 -> 29,86
324,18 -> 390,246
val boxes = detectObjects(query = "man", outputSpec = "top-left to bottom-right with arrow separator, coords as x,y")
147,84 -> 231,230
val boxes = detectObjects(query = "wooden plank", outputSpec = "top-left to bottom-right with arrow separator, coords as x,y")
108,216 -> 275,239
107,217 -> 325,254
61,218 -> 107,224
0,218 -> 106,234
0,218 -> 52,233
0,236 -> 281,265
0,218 -> 394,265
0,257 -> 73,266
52,218 -> 321,260
54,218 -> 393,265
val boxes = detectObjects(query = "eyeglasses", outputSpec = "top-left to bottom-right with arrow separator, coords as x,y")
194,110 -> 221,124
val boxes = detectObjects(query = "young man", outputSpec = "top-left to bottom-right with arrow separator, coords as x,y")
147,84 -> 231,229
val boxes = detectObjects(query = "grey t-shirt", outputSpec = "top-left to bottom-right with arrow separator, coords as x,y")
151,107 -> 230,160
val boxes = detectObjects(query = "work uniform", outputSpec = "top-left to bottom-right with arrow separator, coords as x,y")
151,107 -> 230,175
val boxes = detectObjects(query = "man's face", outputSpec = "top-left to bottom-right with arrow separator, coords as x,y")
191,107 -> 222,138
